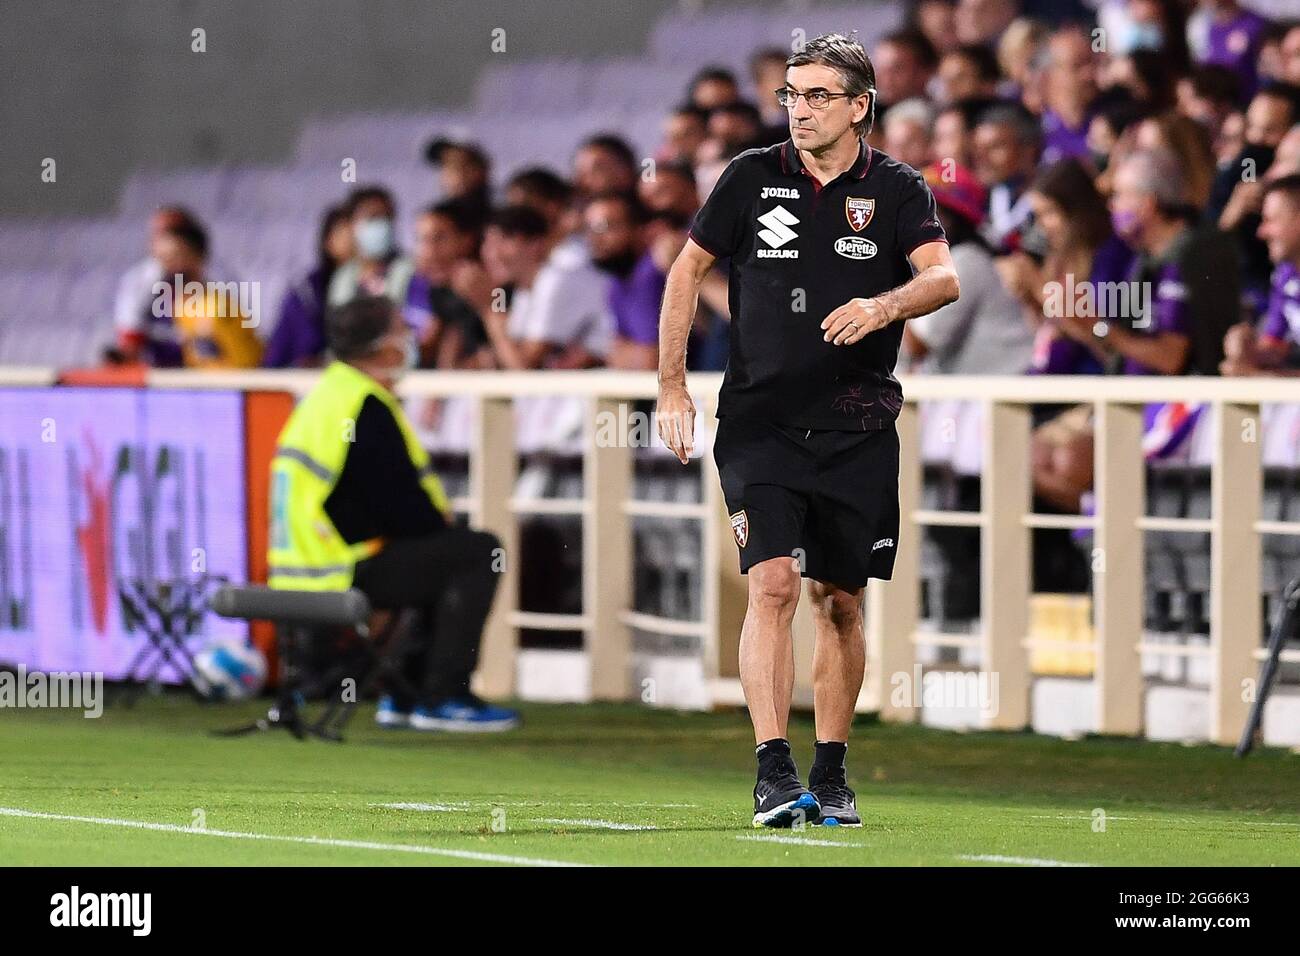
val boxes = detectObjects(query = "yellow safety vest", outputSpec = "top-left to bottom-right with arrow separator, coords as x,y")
267,360 -> 450,591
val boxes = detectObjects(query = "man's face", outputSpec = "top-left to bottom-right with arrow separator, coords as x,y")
481,226 -> 540,285
783,63 -> 869,152
663,112 -> 707,163
1265,126 -> 1300,182
932,110 -> 969,166
938,52 -> 983,103
639,171 -> 698,220
873,41 -> 928,105
414,213 -> 474,279
1246,93 -> 1294,149
709,110 -> 759,152
752,57 -> 788,109
884,117 -> 933,170
1281,27 -> 1300,85
369,308 -> 414,386
692,77 -> 738,110
439,147 -> 485,197
972,121 -> 1028,186
1109,161 -> 1156,244
584,198 -> 638,262
1258,191 -> 1300,265
956,0 -> 1014,46
1046,31 -> 1098,111
574,145 -> 634,197
155,234 -> 201,278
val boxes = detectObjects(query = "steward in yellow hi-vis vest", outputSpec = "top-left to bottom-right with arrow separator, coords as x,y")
267,359 -> 450,590
264,294 -> 516,730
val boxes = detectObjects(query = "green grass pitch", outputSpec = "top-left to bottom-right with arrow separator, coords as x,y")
2,696 -> 1298,866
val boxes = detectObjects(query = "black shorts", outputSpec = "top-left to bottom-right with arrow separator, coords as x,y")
713,416 -> 900,591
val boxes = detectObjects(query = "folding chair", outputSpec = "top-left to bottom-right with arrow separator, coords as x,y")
210,584 -> 420,742
115,575 -> 227,704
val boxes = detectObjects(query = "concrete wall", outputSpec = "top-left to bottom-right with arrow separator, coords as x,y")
0,0 -> 698,218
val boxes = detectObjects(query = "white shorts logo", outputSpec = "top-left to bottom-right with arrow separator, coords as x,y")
872,537 -> 894,552
730,510 -> 749,548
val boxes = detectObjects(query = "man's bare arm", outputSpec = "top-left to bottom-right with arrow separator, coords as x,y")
821,241 -> 961,345
656,237 -> 716,462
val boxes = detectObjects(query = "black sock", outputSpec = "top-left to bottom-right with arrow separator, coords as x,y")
810,740 -> 847,782
755,737 -> 792,778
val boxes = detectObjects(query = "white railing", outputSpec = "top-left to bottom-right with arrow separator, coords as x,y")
7,366 -> 1300,744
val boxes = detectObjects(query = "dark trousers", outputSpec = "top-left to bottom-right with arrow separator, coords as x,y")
352,527 -> 502,705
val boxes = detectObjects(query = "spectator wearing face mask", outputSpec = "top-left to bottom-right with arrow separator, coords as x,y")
327,186 -> 416,315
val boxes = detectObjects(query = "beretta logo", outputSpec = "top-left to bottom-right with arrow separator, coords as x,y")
834,236 -> 877,260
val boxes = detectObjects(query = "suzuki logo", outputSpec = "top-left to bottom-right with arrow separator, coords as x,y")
757,205 -> 799,248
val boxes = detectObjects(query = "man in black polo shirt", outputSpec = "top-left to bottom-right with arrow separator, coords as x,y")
655,33 -> 959,828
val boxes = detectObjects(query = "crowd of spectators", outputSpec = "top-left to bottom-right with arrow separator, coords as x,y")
109,1 -> 1300,514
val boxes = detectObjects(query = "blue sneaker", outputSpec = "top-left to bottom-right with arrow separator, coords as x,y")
408,695 -> 520,732
375,695 -> 411,728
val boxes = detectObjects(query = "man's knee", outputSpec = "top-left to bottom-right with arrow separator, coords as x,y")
748,558 -> 801,614
807,580 -> 863,632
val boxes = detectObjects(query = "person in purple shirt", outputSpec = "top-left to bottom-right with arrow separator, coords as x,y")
262,205 -> 352,367
1039,26 -> 1099,166
1196,0 -> 1269,97
583,191 -> 663,370
1222,174 -> 1300,376
1054,149 -> 1240,377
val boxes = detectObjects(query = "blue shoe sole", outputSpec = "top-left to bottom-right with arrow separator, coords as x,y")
752,791 -> 820,828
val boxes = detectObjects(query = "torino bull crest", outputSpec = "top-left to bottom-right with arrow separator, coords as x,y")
846,197 -> 874,232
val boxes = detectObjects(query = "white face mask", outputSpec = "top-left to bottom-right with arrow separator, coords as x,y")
355,217 -> 395,259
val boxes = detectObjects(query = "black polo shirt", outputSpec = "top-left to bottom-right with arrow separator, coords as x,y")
689,138 -> 946,430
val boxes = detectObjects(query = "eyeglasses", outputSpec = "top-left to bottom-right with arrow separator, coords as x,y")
775,87 -> 864,110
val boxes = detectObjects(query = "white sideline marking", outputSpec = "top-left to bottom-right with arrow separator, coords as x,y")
538,818 -> 659,831
372,801 -> 696,811
959,853 -> 1093,867
1030,813 -> 1300,828
738,834 -> 862,848
0,807 -> 588,867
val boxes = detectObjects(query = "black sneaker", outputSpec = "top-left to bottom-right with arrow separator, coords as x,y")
808,769 -> 861,827
752,757 -> 820,828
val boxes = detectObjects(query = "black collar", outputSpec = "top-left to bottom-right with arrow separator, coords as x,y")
780,136 -> 873,182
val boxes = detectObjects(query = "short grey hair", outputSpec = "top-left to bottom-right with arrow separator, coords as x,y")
1121,148 -> 1189,212
884,97 -> 936,135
